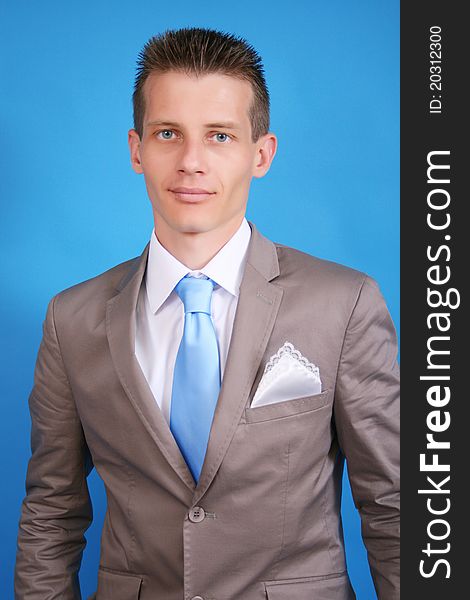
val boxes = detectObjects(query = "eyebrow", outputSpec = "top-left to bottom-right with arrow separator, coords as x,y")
146,119 -> 241,130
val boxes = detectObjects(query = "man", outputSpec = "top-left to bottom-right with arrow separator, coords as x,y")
15,27 -> 399,600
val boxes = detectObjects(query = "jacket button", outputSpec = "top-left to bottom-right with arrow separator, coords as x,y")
188,506 -> 205,522
191,596 -> 204,600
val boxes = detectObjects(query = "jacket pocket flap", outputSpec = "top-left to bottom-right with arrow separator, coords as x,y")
96,568 -> 143,599
265,572 -> 354,600
245,389 -> 331,424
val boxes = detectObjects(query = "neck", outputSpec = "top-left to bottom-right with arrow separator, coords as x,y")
154,215 -> 245,269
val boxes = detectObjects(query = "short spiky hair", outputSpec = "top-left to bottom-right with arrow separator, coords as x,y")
132,27 -> 270,142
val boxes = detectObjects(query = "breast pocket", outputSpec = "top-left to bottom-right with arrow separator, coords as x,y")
244,389 -> 331,424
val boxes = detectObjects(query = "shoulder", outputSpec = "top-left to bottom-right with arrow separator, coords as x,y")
50,247 -> 146,321
272,240 -> 389,335
274,241 -> 370,294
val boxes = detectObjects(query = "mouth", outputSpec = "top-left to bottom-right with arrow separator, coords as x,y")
168,187 -> 216,203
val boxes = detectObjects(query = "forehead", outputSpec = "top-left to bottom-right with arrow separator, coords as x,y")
143,71 -> 253,125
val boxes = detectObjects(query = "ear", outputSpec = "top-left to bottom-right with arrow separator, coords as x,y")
128,129 -> 144,174
252,132 -> 278,179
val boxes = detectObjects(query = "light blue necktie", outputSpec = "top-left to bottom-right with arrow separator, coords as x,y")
170,275 -> 221,483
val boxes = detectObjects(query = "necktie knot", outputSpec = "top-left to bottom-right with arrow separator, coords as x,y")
174,275 -> 215,315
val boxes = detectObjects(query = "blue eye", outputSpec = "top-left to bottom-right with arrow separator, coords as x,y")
158,130 -> 174,139
214,133 -> 230,142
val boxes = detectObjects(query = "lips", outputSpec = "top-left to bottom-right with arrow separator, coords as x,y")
169,187 -> 215,202
170,187 -> 213,194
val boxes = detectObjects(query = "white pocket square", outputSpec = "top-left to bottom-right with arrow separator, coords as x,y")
250,342 -> 322,408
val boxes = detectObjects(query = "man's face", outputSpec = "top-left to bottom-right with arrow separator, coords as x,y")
128,71 -> 276,237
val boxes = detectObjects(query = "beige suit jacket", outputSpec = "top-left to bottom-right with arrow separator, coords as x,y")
15,222 -> 400,600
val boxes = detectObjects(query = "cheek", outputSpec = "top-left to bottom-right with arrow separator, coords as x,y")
219,153 -> 254,187
141,156 -> 168,187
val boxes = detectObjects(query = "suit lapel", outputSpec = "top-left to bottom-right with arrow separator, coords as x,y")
106,243 -> 196,491
106,223 -> 283,499
194,223 -> 283,504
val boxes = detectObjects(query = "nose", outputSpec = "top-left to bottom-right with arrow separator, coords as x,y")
177,138 -> 208,175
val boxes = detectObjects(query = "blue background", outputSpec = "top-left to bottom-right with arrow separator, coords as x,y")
0,1 -> 399,598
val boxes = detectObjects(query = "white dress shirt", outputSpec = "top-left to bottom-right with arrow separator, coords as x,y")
135,218 -> 251,426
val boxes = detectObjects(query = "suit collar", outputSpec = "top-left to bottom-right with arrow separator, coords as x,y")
245,221 -> 280,281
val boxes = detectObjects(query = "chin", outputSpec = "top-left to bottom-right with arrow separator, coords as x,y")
169,214 -> 218,235
165,206 -> 219,233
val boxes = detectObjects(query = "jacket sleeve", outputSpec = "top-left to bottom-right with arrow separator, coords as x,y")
15,294 -> 94,600
334,275 -> 400,600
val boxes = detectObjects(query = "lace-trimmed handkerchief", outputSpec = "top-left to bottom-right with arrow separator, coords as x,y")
250,342 -> 322,408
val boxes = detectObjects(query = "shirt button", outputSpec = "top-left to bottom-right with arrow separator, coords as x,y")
188,506 -> 206,523
191,596 -> 204,600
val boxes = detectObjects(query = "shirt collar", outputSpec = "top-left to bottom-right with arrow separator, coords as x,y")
145,218 -> 252,314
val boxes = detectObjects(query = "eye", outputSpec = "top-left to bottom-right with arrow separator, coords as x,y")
211,132 -> 231,143
156,129 -> 175,140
